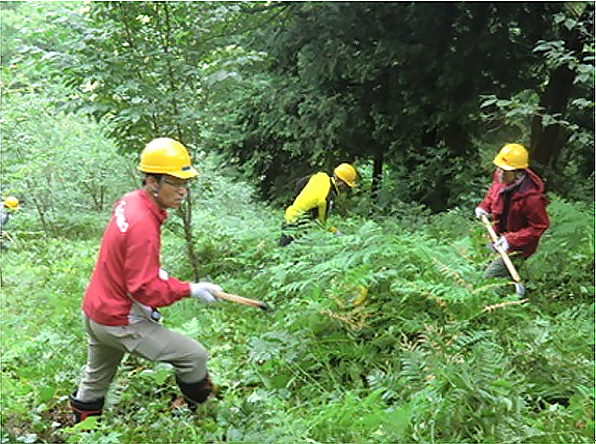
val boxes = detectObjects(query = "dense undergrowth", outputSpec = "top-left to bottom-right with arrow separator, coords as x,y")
1,153 -> 594,444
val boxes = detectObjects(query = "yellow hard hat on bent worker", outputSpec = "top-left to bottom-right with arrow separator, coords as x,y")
493,143 -> 529,171
333,163 -> 357,187
4,196 -> 19,211
138,137 -> 199,179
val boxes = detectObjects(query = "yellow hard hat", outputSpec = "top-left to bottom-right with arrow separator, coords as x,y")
493,143 -> 529,170
333,163 -> 357,187
4,196 -> 19,210
138,137 -> 199,179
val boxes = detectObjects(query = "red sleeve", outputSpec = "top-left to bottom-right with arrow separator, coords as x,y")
478,180 -> 499,214
124,219 -> 190,308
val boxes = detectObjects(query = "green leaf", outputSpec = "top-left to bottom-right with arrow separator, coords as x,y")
38,385 -> 55,403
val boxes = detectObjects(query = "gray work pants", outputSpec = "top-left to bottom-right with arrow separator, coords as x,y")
483,254 -> 525,279
76,310 -> 208,401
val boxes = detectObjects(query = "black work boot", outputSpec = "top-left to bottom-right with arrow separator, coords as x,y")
69,390 -> 104,424
176,374 -> 215,411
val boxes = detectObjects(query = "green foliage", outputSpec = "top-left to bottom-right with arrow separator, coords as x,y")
479,4 -> 595,203
52,1 -> 276,155
524,195 -> 595,305
161,173 -> 592,443
36,1 -> 594,210
479,90 -> 541,141
217,2 -> 587,209
2,161 -> 593,443
1,2 -> 80,90
1,88 -> 129,236
1,3 -> 130,237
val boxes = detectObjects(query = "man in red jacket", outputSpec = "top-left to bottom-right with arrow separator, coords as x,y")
69,137 -> 223,423
475,143 -> 549,279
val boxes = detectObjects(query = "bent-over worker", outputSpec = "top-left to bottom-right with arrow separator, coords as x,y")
279,163 -> 357,247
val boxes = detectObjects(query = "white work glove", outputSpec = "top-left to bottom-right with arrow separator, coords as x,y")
328,225 -> 341,236
474,207 -> 489,219
158,268 -> 169,280
492,236 -> 509,252
190,282 -> 222,303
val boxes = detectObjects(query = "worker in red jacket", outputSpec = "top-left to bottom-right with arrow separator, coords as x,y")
69,138 -> 223,423
475,143 -> 549,278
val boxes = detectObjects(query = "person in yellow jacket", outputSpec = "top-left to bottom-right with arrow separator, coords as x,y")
279,163 -> 357,246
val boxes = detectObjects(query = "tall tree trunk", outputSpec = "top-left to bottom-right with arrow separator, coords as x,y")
530,64 -> 575,174
159,1 -> 200,280
530,5 -> 587,180
179,191 -> 200,281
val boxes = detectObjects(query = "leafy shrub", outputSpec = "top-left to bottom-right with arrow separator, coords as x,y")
525,194 -> 595,306
1,89 -> 130,238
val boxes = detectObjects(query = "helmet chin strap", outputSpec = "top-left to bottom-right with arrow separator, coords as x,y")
332,175 -> 347,193
331,176 -> 340,193
150,176 -> 161,197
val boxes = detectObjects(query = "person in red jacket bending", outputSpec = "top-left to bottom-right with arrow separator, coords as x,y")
474,143 -> 549,279
69,137 -> 223,423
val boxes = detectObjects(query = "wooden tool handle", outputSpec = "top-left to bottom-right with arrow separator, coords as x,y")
212,290 -> 271,311
480,215 -> 521,283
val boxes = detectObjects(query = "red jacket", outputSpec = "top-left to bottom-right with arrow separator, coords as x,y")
82,189 -> 191,326
478,169 -> 549,258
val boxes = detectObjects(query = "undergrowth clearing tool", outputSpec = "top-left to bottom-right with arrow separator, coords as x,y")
480,214 -> 526,296
213,290 -> 272,311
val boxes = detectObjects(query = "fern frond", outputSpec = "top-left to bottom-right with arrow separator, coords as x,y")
482,298 -> 529,313
472,281 -> 511,294
320,305 -> 373,331
431,256 -> 473,291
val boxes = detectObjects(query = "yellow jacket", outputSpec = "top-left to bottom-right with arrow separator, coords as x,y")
284,172 -> 338,226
